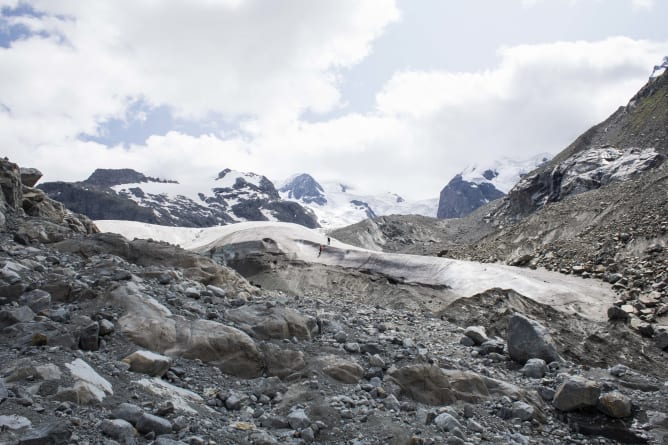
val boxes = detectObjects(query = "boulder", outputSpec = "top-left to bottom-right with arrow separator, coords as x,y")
122,350 -> 172,377
78,320 -> 100,351
136,413 -> 172,435
113,284 -> 263,378
0,306 -> 35,329
520,358 -> 547,379
287,408 -> 311,430
18,289 -> 51,313
19,167 -> 42,187
112,403 -> 144,425
553,377 -> 600,412
597,391 -> 632,418
0,415 -> 32,430
388,365 -> 489,405
463,326 -> 488,345
433,413 -> 462,432
18,421 -> 71,445
225,304 -> 317,340
507,314 -> 561,364
261,343 -> 306,379
319,355 -> 364,384
101,419 -> 136,444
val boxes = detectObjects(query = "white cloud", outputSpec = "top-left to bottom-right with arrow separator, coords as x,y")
0,0 -> 399,130
631,0 -> 654,11
1,3 -> 666,202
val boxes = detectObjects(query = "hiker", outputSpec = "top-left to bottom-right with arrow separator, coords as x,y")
318,245 -> 323,257
327,237 -> 331,246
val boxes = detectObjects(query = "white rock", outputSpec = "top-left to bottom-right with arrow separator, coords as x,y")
65,358 -> 113,397
0,414 -> 31,430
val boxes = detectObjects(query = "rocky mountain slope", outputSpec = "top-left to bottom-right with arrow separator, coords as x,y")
499,70 -> 667,220
39,168 -> 320,229
437,154 -> 550,219
278,174 -> 438,228
3,156 -> 668,444
331,71 -> 668,368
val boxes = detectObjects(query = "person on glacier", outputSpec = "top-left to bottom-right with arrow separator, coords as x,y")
318,245 -> 323,257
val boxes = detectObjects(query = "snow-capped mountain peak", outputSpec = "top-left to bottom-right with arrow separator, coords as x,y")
278,173 -> 327,205
40,168 -> 319,228
278,175 -> 438,228
460,153 -> 551,194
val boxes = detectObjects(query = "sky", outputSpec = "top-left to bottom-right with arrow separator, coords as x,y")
1,0 -> 667,200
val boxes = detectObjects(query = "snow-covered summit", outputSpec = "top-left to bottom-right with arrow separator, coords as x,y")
39,168 -> 319,228
278,174 -> 438,229
460,152 -> 552,194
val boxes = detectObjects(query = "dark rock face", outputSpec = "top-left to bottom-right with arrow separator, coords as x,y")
38,182 -> 161,223
84,168 -> 152,187
437,175 -> 505,219
279,174 -> 327,206
349,200 -> 377,219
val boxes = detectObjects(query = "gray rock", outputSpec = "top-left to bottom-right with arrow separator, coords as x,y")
464,326 -> 488,345
259,414 -> 290,429
537,386 -> 555,401
249,431 -> 279,445
383,394 -> 401,411
136,412 -> 172,435
520,358 -> 547,379
78,320 -> 100,351
344,342 -> 360,353
388,365 -> 488,405
597,391 -> 632,418
459,336 -> 475,347
511,401 -> 535,421
18,421 -> 72,445
553,377 -> 601,412
433,412 -> 462,432
655,331 -> 668,350
368,354 -> 385,368
320,355 -> 364,384
467,419 -> 484,433
0,380 -> 7,403
0,414 -> 32,430
225,304 -> 316,340
113,403 -> 144,425
287,408 -> 311,430
478,337 -> 504,355
20,167 -> 43,187
261,343 -> 306,379
507,314 -> 560,364
0,306 -> 35,329
101,419 -> 136,444
19,289 -> 51,313
154,438 -> 188,445
98,319 -> 115,336
225,394 -> 242,410
300,427 -> 316,443
122,350 -> 172,377
608,305 -> 630,321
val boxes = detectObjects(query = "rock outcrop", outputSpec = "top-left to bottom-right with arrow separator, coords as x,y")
437,174 -> 505,219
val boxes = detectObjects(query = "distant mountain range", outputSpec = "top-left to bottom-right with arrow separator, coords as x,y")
39,168 -> 321,228
277,174 -> 438,228
39,156 -> 560,229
